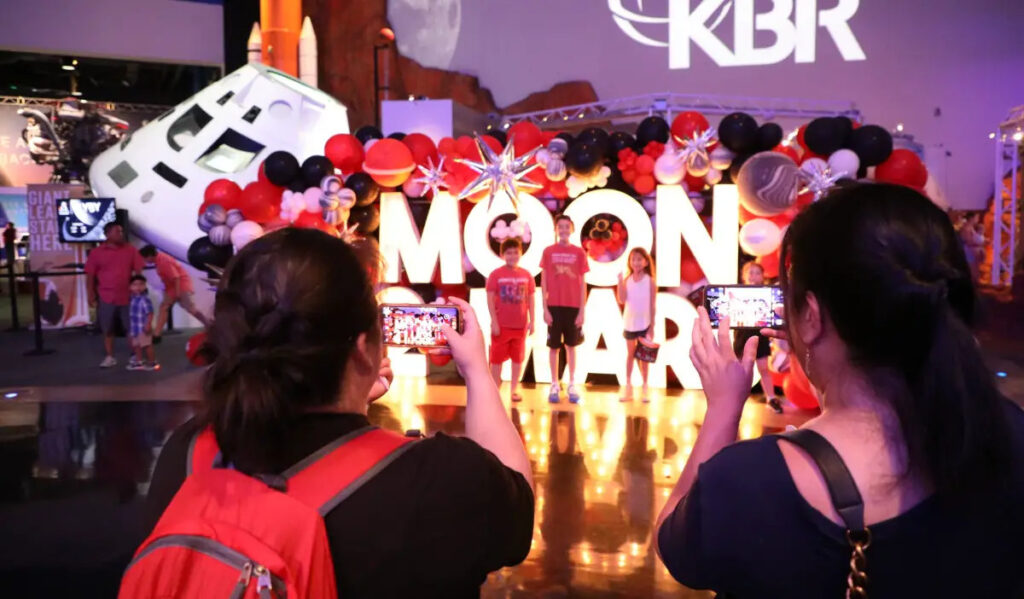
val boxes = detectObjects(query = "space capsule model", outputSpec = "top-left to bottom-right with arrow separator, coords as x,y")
89,63 -> 348,261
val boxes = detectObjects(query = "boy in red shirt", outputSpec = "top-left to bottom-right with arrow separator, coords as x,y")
487,238 -> 535,402
541,215 -> 589,404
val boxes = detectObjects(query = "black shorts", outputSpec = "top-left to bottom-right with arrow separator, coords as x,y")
623,327 -> 649,340
547,306 -> 584,349
733,329 -> 771,359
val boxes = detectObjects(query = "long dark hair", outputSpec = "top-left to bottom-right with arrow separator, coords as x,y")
202,228 -> 378,471
780,183 -> 1011,501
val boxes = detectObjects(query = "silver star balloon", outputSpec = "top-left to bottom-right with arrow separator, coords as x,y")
676,128 -> 717,173
799,163 -> 843,201
411,155 -> 449,198
456,135 -> 544,210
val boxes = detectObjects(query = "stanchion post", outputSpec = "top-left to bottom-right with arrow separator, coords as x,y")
5,256 -> 19,331
24,271 -> 54,357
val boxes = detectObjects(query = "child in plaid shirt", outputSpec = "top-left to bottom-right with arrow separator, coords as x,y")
128,275 -> 158,371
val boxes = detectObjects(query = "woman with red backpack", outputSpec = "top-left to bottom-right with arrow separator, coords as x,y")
126,228 -> 534,598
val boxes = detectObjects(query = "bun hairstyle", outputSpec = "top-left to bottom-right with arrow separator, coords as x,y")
780,183 -> 1012,502
202,228 -> 378,471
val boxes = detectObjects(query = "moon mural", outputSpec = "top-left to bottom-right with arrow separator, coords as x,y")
388,0 -> 462,70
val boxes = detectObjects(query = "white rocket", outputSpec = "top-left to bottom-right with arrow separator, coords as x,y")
247,23 -> 262,65
299,16 -> 318,88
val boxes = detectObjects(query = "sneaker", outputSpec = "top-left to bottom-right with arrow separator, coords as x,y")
126,359 -> 145,371
548,384 -> 561,403
99,355 -> 117,368
144,361 -> 161,371
567,385 -> 581,404
767,397 -> 784,414
641,385 -> 650,404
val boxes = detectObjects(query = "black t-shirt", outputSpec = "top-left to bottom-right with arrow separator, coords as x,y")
146,412 -> 534,599
658,402 -> 1024,598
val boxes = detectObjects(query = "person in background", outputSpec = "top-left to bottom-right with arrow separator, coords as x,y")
616,247 -> 657,402
656,183 -> 1024,597
85,222 -> 143,368
145,228 -> 534,597
733,261 -> 783,413
127,274 -> 158,371
3,222 -> 16,263
139,244 -> 209,342
487,237 -> 535,403
541,215 -> 589,404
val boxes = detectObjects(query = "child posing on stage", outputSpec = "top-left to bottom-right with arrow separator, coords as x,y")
616,248 -> 656,402
487,238 -> 535,402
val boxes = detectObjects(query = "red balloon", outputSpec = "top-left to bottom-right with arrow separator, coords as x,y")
293,211 -> 339,236
633,174 -> 656,195
239,181 -> 281,223
541,130 -> 558,146
680,256 -> 704,284
773,144 -> 800,163
796,191 -> 815,208
684,172 -> 707,192
402,133 -> 439,167
548,178 -> 569,200
739,203 -> 758,224
635,155 -> 655,176
757,250 -> 781,279
185,331 -> 209,367
437,136 -> 458,157
203,179 -> 242,211
324,133 -> 365,174
481,135 -> 503,155
363,138 -> 416,188
455,136 -> 479,160
508,121 -> 543,156
875,149 -> 927,188
524,163 -> 549,194
796,124 -> 809,152
671,111 -> 710,143
621,168 -> 637,184
429,352 -> 452,367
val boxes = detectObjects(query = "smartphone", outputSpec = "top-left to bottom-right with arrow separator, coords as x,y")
703,285 -> 785,330
380,304 -> 461,348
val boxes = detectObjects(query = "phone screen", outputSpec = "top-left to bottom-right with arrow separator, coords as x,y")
703,285 -> 785,329
380,304 -> 461,348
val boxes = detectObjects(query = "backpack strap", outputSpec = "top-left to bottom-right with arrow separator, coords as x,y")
186,427 -> 220,475
281,426 -> 417,515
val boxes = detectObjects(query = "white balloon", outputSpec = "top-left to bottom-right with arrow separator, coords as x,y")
303,187 -> 323,213
686,153 -> 711,178
546,159 -> 567,181
654,153 -> 686,185
705,168 -> 723,186
337,188 -> 357,209
535,149 -> 551,166
710,146 -> 735,171
402,178 -> 427,198
739,218 -> 783,257
231,220 -> 264,250
827,149 -> 860,178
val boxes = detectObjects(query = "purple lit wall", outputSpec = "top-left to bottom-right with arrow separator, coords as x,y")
389,0 -> 1024,209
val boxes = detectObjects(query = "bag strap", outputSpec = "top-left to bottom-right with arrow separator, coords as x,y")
187,425 -> 417,515
281,426 -> 417,515
780,429 -> 871,598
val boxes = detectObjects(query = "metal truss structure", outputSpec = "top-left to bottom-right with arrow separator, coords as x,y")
991,105 -> 1024,287
496,92 -> 861,130
0,95 -> 169,114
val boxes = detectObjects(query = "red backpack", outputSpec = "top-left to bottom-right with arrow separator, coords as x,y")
120,425 -> 417,599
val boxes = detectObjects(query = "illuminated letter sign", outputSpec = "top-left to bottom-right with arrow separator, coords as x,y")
656,184 -> 739,287
464,191 -> 554,277
561,188 -> 654,287
380,191 -> 464,284
608,0 -> 864,68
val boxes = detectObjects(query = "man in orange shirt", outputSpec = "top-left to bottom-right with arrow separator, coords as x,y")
139,245 -> 209,341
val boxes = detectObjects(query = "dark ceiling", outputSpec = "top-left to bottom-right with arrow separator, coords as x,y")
0,51 -> 222,106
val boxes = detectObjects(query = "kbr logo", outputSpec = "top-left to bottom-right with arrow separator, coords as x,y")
609,0 -> 865,68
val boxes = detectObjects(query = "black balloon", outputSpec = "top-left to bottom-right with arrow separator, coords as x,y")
728,152 -> 754,182
564,143 -> 604,178
349,204 -> 380,234
834,116 -> 854,144
489,130 -> 508,146
718,113 -> 759,154
757,123 -> 783,151
387,132 -> 406,141
287,177 -> 308,192
301,155 -> 334,188
578,127 -> 610,150
847,125 -> 893,167
609,131 -> 636,156
345,172 -> 380,206
804,117 -> 849,156
636,116 -> 670,147
187,237 -> 233,276
263,151 -> 299,187
355,125 -> 383,145
555,132 -> 575,147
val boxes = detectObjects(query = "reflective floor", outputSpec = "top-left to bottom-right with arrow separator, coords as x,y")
0,379 -> 806,598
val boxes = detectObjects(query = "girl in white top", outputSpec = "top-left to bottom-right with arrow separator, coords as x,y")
616,248 -> 656,402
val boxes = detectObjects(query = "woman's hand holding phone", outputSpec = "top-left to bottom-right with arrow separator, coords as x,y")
438,297 -> 489,379
690,307 -> 758,418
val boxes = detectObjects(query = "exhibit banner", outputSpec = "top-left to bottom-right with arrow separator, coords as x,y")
26,183 -> 89,328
